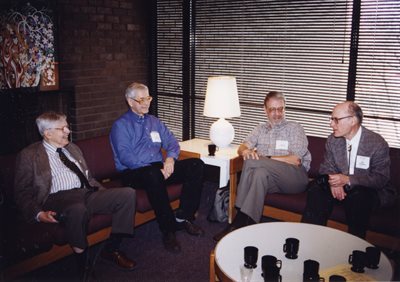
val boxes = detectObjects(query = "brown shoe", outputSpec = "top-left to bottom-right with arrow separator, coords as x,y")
177,220 -> 205,237
101,249 -> 136,271
213,224 -> 236,242
162,232 -> 181,254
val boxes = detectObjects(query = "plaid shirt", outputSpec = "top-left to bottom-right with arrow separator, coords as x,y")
244,119 -> 311,171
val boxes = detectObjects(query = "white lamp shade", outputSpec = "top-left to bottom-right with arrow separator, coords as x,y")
203,76 -> 241,118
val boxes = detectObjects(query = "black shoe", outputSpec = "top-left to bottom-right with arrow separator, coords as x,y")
177,220 -> 205,237
213,224 -> 236,242
162,232 -> 181,254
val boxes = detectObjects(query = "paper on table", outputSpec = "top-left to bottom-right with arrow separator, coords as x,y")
320,264 -> 375,282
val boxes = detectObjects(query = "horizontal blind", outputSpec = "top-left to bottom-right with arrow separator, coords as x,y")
194,0 -> 352,143
355,0 -> 400,148
156,0 -> 184,141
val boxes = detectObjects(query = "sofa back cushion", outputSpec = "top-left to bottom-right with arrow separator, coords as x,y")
307,136 -> 326,178
0,153 -> 17,205
389,147 -> 400,195
75,135 -> 120,182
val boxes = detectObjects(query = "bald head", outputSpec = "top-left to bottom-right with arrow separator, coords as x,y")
330,101 -> 363,140
334,101 -> 363,125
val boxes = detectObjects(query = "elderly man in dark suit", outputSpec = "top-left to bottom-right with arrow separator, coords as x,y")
302,101 -> 396,238
14,112 -> 137,279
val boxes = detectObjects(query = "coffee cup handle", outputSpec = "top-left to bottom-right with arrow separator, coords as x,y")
276,260 -> 282,269
348,254 -> 353,264
283,244 -> 287,252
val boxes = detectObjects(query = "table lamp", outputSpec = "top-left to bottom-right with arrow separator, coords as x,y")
203,76 -> 241,148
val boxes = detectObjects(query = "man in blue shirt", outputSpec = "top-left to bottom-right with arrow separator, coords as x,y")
110,82 -> 205,253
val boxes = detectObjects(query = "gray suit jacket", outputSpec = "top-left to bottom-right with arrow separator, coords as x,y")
14,141 -> 103,223
319,126 -> 396,207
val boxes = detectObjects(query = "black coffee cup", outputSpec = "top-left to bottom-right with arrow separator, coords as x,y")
329,275 -> 346,282
208,144 -> 217,156
244,246 -> 258,269
303,259 -> 324,282
365,246 -> 380,269
262,255 -> 282,281
283,237 -> 299,259
263,272 -> 282,282
348,250 -> 366,273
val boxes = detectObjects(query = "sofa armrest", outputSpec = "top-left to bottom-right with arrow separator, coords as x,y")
229,156 -> 244,223
161,149 -> 200,161
178,150 -> 200,160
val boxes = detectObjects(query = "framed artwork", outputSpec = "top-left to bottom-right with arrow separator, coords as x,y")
0,0 -> 58,91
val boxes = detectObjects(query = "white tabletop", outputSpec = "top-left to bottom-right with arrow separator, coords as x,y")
215,222 -> 393,281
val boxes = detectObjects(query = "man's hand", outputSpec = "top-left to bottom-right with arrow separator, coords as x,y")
161,157 -> 175,179
38,211 -> 58,223
238,144 -> 259,160
328,174 -> 350,200
242,148 -> 259,160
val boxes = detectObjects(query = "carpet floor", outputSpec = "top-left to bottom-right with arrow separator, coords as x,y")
16,181 -> 400,281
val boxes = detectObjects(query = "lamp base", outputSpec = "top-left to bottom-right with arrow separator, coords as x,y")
210,118 -> 235,148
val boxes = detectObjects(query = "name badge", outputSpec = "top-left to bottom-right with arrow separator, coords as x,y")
150,131 -> 161,143
275,140 -> 289,150
356,155 -> 370,169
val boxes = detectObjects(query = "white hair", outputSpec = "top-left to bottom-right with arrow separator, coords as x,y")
125,82 -> 149,100
36,112 -> 67,136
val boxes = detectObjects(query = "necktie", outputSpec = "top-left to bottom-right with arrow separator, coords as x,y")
56,148 -> 97,191
347,144 -> 352,174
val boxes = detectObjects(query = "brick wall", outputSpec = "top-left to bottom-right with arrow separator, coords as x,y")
57,0 -> 150,140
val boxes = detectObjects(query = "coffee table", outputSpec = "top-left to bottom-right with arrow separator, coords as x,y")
214,222 -> 393,281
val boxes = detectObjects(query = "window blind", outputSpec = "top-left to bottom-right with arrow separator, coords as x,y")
355,0 -> 400,148
194,0 -> 352,144
156,1 -> 184,140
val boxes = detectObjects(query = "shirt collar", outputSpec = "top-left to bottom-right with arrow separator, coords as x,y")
266,118 -> 287,129
43,140 -> 59,154
346,126 -> 362,147
128,110 -> 146,123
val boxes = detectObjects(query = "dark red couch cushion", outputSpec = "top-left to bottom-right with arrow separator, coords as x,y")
0,153 -> 17,205
75,135 -> 119,181
307,136 -> 325,178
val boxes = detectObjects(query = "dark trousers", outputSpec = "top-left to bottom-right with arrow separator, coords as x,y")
122,158 -> 204,234
302,181 -> 379,238
43,187 -> 136,249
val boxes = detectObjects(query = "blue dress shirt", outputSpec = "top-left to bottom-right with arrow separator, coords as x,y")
110,110 -> 180,171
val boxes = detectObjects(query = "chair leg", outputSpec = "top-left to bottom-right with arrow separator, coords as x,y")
209,249 -> 217,282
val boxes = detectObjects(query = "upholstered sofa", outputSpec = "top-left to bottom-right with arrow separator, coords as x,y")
229,136 -> 400,251
0,135 -> 198,279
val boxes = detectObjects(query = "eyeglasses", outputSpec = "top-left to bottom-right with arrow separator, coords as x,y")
131,96 -> 153,105
329,115 -> 353,124
267,107 -> 284,113
48,126 -> 70,132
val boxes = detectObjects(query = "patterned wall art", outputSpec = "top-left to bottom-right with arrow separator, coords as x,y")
0,1 -> 58,91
